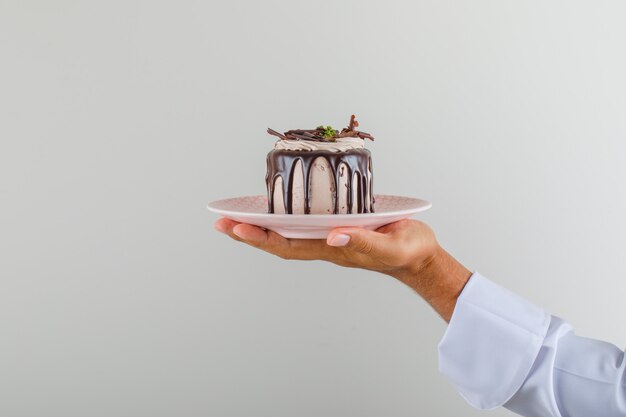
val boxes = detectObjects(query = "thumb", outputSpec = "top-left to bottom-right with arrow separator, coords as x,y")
327,227 -> 389,256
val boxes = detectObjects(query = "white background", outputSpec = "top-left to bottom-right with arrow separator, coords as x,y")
2,1 -> 626,416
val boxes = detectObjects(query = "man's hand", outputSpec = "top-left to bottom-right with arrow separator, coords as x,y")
214,218 -> 471,321
215,218 -> 437,273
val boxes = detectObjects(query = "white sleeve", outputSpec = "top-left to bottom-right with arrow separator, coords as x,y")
438,272 -> 626,417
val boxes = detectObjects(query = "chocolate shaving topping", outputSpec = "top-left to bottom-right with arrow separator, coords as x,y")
267,128 -> 287,140
348,114 -> 358,130
267,115 -> 375,143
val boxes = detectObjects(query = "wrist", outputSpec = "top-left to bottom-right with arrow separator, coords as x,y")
392,245 -> 472,322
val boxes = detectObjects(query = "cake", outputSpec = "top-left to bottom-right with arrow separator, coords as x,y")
265,115 -> 375,214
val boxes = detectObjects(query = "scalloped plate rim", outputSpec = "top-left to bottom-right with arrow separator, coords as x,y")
207,194 -> 431,219
207,195 -> 432,239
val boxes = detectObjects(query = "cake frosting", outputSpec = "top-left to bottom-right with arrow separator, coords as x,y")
273,136 -> 365,152
265,115 -> 375,215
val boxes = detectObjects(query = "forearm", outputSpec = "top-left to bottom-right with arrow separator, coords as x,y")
392,245 -> 472,322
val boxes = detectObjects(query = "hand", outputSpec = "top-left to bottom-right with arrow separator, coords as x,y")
215,218 -> 436,275
214,218 -> 471,321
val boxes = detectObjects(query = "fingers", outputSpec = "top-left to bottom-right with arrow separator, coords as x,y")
232,223 -> 270,243
214,218 -> 334,261
325,219 -> 414,247
215,218 -> 287,254
375,219 -> 413,234
214,218 -> 244,242
215,218 -> 275,247
232,224 -> 299,259
326,227 -> 390,256
326,220 -> 422,268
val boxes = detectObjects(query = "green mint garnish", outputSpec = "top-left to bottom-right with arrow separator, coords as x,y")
320,125 -> 338,140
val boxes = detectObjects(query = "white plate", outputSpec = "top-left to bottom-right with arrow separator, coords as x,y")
207,195 -> 431,239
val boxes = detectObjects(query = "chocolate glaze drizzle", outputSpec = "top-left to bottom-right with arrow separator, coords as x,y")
266,149 -> 374,214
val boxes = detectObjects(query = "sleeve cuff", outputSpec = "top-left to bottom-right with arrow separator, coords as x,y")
437,272 -> 551,410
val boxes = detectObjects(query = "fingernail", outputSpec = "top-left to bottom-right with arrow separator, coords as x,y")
232,227 -> 245,239
328,234 -> 350,247
232,225 -> 255,241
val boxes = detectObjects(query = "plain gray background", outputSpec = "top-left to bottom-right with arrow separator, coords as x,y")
2,0 -> 626,416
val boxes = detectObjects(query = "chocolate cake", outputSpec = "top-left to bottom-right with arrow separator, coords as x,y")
265,115 -> 375,214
